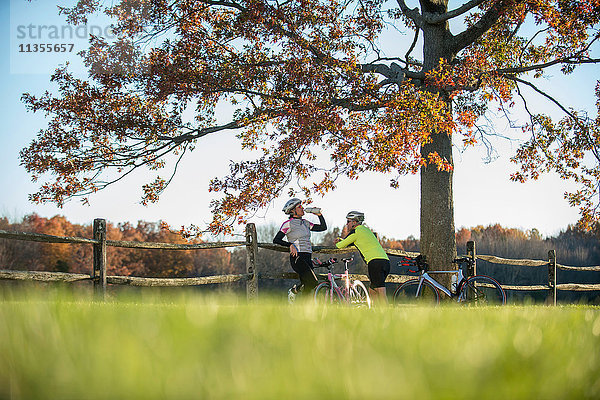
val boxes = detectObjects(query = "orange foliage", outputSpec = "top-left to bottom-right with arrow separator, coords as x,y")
18,0 -> 600,236
455,228 -> 472,246
0,214 -> 232,277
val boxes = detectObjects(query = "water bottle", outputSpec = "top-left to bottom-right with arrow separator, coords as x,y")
451,274 -> 457,292
304,207 -> 321,214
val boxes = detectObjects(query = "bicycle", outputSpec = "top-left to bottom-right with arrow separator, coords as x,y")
313,256 -> 372,308
393,255 -> 506,305
285,258 -> 335,303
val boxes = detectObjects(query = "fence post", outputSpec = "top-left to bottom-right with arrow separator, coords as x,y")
547,250 -> 557,306
93,218 -> 107,299
466,241 -> 476,278
245,223 -> 258,300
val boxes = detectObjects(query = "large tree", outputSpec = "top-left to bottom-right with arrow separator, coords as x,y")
21,0 -> 600,272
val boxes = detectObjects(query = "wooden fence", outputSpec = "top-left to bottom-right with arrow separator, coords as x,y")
1,219 -> 599,304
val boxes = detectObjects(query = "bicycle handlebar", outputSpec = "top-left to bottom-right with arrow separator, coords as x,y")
454,257 -> 475,264
397,255 -> 474,272
312,257 -> 337,268
312,256 -> 355,267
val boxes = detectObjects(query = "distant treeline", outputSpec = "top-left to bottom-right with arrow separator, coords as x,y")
0,214 -> 233,278
1,215 -> 599,300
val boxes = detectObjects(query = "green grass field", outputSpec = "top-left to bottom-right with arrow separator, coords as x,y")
1,288 -> 599,399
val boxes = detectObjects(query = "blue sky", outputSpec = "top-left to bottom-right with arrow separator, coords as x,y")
0,0 -> 596,242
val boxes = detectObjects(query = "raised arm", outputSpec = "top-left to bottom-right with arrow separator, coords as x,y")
311,215 -> 327,232
335,229 -> 357,249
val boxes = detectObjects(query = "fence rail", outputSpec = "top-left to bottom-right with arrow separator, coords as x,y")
107,240 -> 247,250
0,230 -> 98,245
0,270 -> 91,282
1,219 -> 599,304
476,254 -> 548,267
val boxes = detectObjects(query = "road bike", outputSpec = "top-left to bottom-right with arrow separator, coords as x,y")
393,255 -> 506,305
313,256 -> 372,308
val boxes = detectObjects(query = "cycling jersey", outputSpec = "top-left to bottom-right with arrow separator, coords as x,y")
274,215 -> 327,253
335,224 -> 389,263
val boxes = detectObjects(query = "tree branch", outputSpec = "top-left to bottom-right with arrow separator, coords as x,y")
496,56 -> 600,75
158,120 -> 243,143
405,27 -> 420,67
422,0 -> 487,24
395,0 -> 424,28
505,74 -> 583,126
360,62 -> 425,83
197,0 -> 246,12
452,0 -> 521,55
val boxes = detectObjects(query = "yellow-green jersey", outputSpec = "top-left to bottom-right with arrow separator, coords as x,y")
335,225 -> 389,263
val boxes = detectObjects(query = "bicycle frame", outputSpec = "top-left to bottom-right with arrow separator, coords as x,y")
394,252 -> 508,306
417,268 -> 465,299
314,257 -> 371,307
323,261 -> 354,303
399,255 -> 505,304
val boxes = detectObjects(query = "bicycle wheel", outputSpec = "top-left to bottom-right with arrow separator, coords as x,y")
350,281 -> 372,308
314,282 -> 343,304
460,275 -> 506,305
393,279 -> 440,305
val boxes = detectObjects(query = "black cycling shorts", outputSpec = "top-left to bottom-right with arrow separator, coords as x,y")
290,252 -> 318,292
368,258 -> 390,288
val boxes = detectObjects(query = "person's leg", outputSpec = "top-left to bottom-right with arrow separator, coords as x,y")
290,253 -> 318,295
369,287 -> 388,304
368,259 -> 390,305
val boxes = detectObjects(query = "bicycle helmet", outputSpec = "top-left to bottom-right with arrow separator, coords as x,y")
345,211 -> 364,223
282,198 -> 302,214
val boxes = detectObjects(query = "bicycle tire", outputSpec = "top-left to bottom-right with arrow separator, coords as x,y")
459,275 -> 506,305
314,282 -> 343,304
350,280 -> 372,308
393,279 -> 440,305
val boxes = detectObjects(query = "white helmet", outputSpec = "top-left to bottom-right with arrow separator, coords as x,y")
345,211 -> 364,223
283,198 -> 302,214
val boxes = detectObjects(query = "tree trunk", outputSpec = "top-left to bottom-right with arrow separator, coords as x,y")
420,131 -> 457,276
419,0 -> 457,281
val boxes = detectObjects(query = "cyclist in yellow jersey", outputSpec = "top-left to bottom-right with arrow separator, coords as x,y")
335,211 -> 390,304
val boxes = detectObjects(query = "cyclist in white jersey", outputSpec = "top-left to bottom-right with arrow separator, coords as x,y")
273,198 -> 327,296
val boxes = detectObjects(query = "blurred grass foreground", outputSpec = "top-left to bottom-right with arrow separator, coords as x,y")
1,288 -> 599,399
